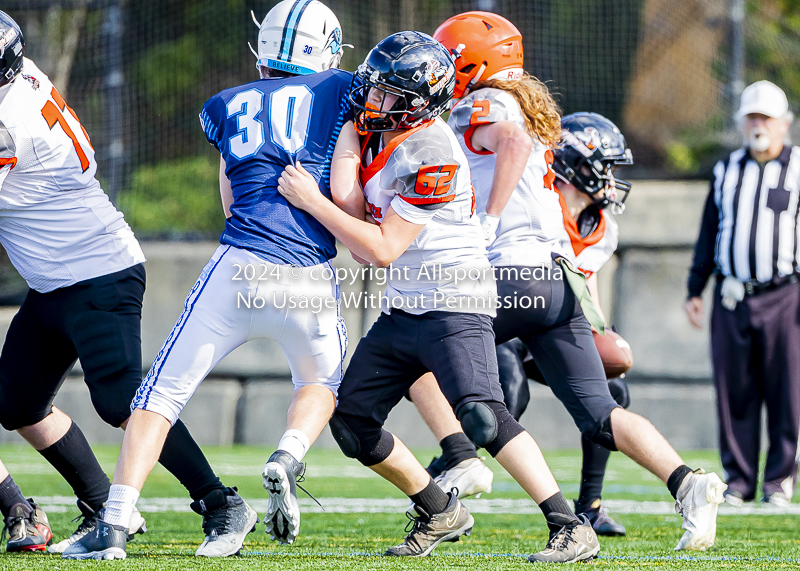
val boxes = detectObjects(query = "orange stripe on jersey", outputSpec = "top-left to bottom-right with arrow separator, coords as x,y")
358,120 -> 434,188
399,193 -> 456,206
0,157 -> 17,169
464,125 -> 493,155
555,188 -> 606,257
543,149 -> 556,189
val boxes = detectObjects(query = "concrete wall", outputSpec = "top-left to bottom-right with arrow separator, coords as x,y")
0,180 -> 721,448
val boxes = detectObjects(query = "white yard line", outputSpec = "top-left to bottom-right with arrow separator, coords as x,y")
34,496 -> 800,515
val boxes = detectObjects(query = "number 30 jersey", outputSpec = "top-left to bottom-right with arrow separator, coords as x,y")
0,58 -> 145,293
200,69 -> 353,267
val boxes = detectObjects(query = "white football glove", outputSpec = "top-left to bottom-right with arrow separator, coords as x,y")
479,213 -> 500,247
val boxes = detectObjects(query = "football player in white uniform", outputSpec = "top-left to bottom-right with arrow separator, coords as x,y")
277,31 -> 599,563
404,11 -> 727,553
0,10 -> 237,555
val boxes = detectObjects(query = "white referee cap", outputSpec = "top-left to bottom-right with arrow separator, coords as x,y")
736,80 -> 790,119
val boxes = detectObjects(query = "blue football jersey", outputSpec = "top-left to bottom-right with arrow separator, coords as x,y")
199,68 -> 352,266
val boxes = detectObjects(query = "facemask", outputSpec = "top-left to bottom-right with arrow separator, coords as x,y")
748,126 -> 771,152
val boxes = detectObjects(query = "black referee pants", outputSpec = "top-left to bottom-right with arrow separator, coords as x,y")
711,279 -> 800,500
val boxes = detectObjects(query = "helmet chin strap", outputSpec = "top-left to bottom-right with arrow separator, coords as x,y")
464,62 -> 487,94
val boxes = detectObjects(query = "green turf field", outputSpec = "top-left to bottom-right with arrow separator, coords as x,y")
1,444 -> 799,569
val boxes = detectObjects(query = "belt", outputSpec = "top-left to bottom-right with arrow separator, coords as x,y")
742,273 -> 799,297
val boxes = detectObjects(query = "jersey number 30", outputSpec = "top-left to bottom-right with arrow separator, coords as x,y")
226,85 -> 313,159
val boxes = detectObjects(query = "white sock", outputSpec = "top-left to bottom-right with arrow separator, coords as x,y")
277,429 -> 311,462
104,484 -> 139,528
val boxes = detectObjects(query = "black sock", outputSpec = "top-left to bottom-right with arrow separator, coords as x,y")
439,433 -> 478,470
576,435 -> 611,512
39,422 -> 110,512
539,492 -> 579,533
409,479 -> 450,516
0,475 -> 31,519
667,465 -> 693,499
158,419 -> 226,501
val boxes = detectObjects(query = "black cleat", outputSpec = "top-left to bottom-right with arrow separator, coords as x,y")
385,491 -> 473,557
61,516 -> 128,560
575,500 -> 626,536
4,500 -> 53,552
49,500 -> 146,554
527,514 -> 600,563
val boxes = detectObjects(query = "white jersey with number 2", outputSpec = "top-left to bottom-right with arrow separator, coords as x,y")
0,58 -> 144,293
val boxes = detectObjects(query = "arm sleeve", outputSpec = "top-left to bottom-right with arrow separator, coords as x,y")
687,179 -> 720,298
199,96 -> 224,152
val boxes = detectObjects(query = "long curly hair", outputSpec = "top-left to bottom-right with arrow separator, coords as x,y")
473,73 -> 561,146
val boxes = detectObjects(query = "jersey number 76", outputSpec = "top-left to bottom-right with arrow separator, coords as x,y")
40,87 -> 93,173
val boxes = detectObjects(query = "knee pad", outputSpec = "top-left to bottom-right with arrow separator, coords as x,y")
329,412 -> 395,466
589,414 -> 618,451
458,401 -> 525,457
457,401 -> 498,448
607,377 -> 631,409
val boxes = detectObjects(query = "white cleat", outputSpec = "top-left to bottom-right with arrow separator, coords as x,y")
434,457 -> 493,499
262,451 -> 303,545
674,469 -> 727,551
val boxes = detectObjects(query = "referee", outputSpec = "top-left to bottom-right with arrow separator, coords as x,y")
686,80 -> 800,507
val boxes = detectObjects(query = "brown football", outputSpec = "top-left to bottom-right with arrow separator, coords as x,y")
593,329 -> 634,378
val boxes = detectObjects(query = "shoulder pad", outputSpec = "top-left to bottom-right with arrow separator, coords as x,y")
448,88 -> 519,133
383,122 -> 460,211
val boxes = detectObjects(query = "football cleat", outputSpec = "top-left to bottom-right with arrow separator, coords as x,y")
527,513 -> 600,563
49,500 -> 146,554
4,500 -> 53,553
722,489 -> 746,507
192,487 -> 258,557
433,457 -> 493,499
674,469 -> 726,551
385,491 -> 473,557
61,517 -> 127,560
761,491 -> 791,508
576,500 -> 626,536
263,450 -> 304,545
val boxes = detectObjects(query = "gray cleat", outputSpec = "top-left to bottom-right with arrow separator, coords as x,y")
192,487 -> 258,557
385,491 -> 474,557
62,516 -> 128,560
527,514 -> 600,563
263,450 -> 304,545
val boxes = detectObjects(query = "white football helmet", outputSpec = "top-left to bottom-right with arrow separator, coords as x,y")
252,0 -> 343,76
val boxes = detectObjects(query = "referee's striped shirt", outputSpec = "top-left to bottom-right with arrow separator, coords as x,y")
688,145 -> 800,297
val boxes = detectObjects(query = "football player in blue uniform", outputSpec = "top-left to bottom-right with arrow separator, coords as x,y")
64,0 -> 351,559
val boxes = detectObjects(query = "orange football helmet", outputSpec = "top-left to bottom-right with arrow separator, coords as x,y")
433,11 -> 524,99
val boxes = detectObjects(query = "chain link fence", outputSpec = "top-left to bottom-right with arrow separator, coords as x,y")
3,0 -> 799,243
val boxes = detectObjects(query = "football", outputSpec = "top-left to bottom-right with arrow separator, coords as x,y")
594,328 -> 634,378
